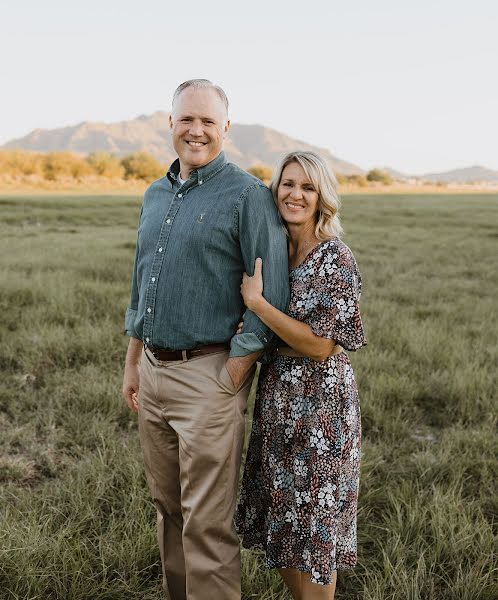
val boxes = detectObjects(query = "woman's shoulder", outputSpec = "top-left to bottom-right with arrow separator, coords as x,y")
316,238 -> 357,268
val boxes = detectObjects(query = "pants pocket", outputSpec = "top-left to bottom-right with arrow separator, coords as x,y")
218,362 -> 239,394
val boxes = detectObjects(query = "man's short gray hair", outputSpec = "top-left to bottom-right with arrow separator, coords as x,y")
172,79 -> 229,114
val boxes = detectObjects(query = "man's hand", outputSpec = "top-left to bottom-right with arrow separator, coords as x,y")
122,337 -> 142,412
225,351 -> 260,389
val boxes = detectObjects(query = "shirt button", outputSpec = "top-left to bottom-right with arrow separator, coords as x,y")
147,307 -> 152,313
145,337 -> 149,343
166,219 -> 171,224
178,193 -> 183,198
199,180 -> 203,185
151,277 -> 156,282
158,247 -> 163,252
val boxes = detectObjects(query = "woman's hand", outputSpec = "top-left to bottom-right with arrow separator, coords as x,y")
240,257 -> 265,312
236,321 -> 244,335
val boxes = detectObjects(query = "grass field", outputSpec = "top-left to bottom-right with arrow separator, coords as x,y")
0,193 -> 496,600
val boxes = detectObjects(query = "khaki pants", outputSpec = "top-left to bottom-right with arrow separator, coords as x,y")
138,347 -> 254,600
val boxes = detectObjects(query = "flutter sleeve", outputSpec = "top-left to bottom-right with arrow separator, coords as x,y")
308,241 -> 367,351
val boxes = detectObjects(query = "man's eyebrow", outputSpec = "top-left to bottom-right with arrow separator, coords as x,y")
176,113 -> 217,121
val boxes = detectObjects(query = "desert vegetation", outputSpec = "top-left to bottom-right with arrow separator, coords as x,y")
0,150 -> 165,184
0,150 -> 399,190
0,193 -> 496,599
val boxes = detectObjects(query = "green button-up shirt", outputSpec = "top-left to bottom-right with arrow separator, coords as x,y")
125,151 -> 289,356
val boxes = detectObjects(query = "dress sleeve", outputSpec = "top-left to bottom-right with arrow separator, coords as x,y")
308,242 -> 366,351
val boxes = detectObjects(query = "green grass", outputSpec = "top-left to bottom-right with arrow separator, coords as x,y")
0,194 -> 496,600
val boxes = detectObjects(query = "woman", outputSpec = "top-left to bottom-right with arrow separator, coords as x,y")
235,151 -> 366,600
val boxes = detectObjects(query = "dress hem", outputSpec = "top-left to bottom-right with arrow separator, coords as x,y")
239,539 -> 357,585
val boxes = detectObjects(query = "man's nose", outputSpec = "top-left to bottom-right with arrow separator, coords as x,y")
188,121 -> 204,137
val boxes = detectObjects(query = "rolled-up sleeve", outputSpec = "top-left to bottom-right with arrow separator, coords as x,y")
124,208 -> 142,340
230,184 -> 289,357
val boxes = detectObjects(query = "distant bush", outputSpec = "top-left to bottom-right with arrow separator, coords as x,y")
367,169 -> 393,185
121,152 -> 165,182
87,153 -> 125,178
335,173 -> 348,185
0,149 -> 166,183
0,150 -> 44,177
247,164 -> 272,182
347,174 -> 368,187
42,152 -> 93,180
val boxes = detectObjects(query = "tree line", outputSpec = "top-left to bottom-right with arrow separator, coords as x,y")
247,164 -> 393,185
0,150 -> 165,182
0,150 -> 394,186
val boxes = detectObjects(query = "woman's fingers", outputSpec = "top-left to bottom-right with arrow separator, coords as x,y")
254,257 -> 263,277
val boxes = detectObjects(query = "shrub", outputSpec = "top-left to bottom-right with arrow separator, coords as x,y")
42,152 -> 93,181
366,169 -> 393,185
121,152 -> 165,182
0,150 -> 44,177
247,164 -> 272,182
86,153 -> 125,178
347,174 -> 368,187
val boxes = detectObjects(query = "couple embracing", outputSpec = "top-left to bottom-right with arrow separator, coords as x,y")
122,79 -> 366,600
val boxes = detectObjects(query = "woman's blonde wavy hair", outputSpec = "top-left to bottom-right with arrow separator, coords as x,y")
270,151 -> 343,240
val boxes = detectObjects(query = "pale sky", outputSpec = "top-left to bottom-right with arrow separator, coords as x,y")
1,0 -> 497,174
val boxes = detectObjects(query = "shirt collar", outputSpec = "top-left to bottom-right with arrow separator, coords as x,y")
167,151 -> 227,185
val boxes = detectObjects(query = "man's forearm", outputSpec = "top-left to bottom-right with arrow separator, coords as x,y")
126,336 -> 143,366
225,351 -> 261,387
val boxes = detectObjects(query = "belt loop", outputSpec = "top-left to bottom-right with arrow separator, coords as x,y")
182,350 -> 188,362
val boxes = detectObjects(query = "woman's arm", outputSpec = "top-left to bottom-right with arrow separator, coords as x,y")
241,258 -> 336,362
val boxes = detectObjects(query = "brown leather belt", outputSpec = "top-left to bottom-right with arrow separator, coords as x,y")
145,343 -> 230,362
276,345 -> 343,359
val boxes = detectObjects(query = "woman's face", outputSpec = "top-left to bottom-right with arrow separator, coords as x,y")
277,161 -> 320,230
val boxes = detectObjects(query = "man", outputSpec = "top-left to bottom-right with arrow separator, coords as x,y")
122,79 -> 289,600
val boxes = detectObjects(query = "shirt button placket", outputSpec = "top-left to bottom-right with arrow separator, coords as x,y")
146,188 -> 184,344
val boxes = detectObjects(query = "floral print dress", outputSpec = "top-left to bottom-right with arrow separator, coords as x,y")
235,239 -> 367,585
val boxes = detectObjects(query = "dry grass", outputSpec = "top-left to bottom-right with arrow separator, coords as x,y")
0,193 -> 496,599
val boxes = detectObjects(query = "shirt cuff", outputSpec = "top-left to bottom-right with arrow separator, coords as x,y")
124,307 -> 139,338
229,332 -> 266,357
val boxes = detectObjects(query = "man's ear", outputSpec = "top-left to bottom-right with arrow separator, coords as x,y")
223,119 -> 231,137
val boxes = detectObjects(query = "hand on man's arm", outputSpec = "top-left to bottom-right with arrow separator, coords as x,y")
122,337 -> 142,412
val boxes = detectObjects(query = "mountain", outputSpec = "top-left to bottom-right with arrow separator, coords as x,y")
417,165 -> 498,184
1,111 -> 364,176
379,165 -> 498,184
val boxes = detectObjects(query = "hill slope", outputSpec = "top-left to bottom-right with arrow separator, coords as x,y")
2,112 -> 364,175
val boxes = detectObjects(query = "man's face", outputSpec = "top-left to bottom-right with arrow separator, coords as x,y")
170,87 -> 230,177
